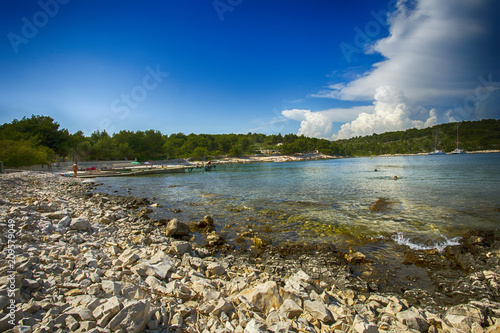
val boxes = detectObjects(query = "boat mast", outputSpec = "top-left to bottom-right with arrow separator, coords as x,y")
456,125 -> 459,150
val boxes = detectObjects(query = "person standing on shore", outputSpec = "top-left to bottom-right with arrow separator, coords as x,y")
72,162 -> 78,178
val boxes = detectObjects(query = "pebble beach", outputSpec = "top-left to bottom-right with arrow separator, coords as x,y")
1,171 -> 500,333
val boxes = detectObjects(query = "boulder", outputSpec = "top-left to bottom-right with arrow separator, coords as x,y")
66,306 -> 95,321
69,218 -> 93,232
42,210 -> 67,219
244,319 -> 269,333
283,270 -> 317,296
92,296 -> 122,327
396,308 -> 429,332
145,276 -> 170,295
351,315 -> 378,333
445,304 -> 485,326
106,300 -> 152,333
165,218 -> 190,237
206,262 -> 226,276
58,215 -> 71,228
101,280 -> 122,296
240,281 -> 283,314
444,304 -> 485,332
303,300 -> 334,324
118,250 -> 140,267
172,241 -> 192,255
212,298 -> 234,318
279,299 -> 303,319
145,258 -> 173,279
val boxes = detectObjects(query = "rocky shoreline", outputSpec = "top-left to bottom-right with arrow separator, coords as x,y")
1,172 -> 500,332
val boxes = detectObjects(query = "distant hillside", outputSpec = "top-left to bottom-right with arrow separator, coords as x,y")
335,119 -> 500,156
1,115 -> 499,167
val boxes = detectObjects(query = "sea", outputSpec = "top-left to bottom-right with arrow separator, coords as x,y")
95,153 -> 500,289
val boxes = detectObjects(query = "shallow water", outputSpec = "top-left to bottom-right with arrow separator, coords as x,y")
95,153 -> 500,291
96,153 -> 500,252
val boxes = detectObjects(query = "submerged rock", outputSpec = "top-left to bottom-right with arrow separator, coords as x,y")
369,198 -> 396,211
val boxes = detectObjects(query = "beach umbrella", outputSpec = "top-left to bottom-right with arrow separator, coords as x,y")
131,161 -> 141,165
144,162 -> 151,165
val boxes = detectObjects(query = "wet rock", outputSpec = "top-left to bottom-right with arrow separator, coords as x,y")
136,207 -> 152,219
195,215 -> 216,232
206,231 -> 226,246
369,198 -> 396,211
345,247 -> 367,264
165,218 -> 191,237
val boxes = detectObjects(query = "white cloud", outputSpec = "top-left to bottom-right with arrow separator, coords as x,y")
305,0 -> 500,139
281,106 -> 373,139
333,86 -> 438,139
327,0 -> 500,106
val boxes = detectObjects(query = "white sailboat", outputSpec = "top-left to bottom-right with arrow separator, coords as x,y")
429,130 -> 446,155
451,125 -> 466,154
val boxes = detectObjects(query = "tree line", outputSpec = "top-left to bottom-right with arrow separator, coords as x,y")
1,115 -> 499,167
337,119 -> 500,156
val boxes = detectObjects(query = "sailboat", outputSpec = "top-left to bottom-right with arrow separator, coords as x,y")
451,125 -> 466,154
428,130 -> 446,155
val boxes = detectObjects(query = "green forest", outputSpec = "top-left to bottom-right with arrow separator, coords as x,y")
1,115 -> 500,167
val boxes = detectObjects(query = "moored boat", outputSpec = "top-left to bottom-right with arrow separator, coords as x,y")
428,130 -> 446,155
429,149 -> 446,155
451,125 -> 466,154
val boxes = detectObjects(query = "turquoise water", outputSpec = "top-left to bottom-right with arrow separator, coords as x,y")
96,153 -> 500,251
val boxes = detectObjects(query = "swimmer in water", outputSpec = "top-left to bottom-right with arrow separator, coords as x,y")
393,175 -> 398,180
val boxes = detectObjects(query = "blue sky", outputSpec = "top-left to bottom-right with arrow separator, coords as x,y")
1,1 -> 499,139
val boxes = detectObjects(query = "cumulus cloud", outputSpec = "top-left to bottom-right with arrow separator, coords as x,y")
324,0 -> 500,106
281,106 -> 373,139
333,86 -> 438,139
299,0 -> 500,139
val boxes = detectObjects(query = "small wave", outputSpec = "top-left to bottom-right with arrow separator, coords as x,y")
391,232 -> 461,252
